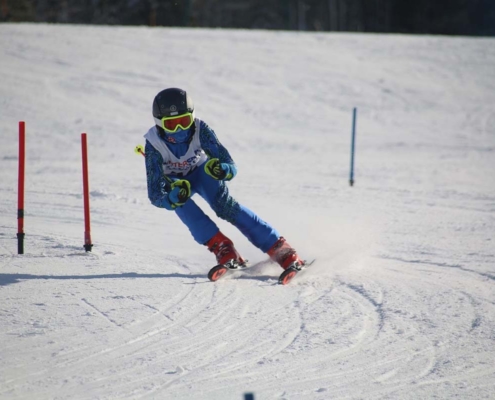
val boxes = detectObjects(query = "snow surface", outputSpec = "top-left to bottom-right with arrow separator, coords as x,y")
1,23 -> 495,400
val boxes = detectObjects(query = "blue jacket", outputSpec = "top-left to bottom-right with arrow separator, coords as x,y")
145,119 -> 237,208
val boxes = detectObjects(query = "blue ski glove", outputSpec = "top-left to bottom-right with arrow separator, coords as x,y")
204,158 -> 237,181
161,196 -> 176,211
161,179 -> 191,210
168,186 -> 184,204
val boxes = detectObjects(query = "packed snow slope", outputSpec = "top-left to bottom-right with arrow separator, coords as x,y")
1,23 -> 495,400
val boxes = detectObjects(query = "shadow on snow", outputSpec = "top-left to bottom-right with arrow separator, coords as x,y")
0,272 -> 277,286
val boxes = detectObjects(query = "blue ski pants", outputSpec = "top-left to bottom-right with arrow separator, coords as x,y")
172,165 -> 279,252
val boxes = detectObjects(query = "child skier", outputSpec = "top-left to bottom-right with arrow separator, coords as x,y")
143,87 -> 305,284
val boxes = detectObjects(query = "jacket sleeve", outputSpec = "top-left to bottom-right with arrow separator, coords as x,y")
198,121 -> 236,165
145,140 -> 170,208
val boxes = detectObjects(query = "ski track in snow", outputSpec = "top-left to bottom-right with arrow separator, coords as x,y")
1,24 -> 495,400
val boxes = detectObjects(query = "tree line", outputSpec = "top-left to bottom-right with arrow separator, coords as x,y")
2,0 -> 494,36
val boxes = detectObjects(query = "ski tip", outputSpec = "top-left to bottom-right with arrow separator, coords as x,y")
278,268 -> 298,285
208,265 -> 228,281
278,258 -> 315,285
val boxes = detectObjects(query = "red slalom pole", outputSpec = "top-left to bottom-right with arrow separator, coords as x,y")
81,133 -> 93,252
17,121 -> 26,254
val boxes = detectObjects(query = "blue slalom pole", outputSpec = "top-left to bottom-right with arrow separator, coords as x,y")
349,107 -> 357,187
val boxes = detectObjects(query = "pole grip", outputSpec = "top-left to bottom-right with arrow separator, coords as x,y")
17,121 -> 26,254
81,133 -> 93,252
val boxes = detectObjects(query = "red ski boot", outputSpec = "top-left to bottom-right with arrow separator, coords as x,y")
206,231 -> 246,281
267,237 -> 305,285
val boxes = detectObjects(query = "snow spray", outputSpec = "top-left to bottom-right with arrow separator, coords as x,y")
81,133 -> 93,252
17,121 -> 26,254
349,107 -> 357,187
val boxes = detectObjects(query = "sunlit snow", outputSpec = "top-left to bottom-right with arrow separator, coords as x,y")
1,23 -> 495,400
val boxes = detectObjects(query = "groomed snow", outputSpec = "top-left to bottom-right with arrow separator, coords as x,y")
1,23 -> 494,400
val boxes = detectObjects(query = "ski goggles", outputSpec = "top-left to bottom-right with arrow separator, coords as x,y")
154,112 -> 194,133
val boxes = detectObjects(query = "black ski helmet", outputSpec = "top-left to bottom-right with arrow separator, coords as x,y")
152,88 -> 194,121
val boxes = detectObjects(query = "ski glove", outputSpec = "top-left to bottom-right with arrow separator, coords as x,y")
162,179 -> 191,210
204,158 -> 237,181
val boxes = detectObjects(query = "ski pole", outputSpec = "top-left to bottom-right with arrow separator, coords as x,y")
81,133 -> 93,252
349,107 -> 357,187
17,121 -> 26,254
134,144 -> 146,158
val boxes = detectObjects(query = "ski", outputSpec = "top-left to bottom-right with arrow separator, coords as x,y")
207,258 -> 316,284
207,259 -> 249,282
278,259 -> 316,285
